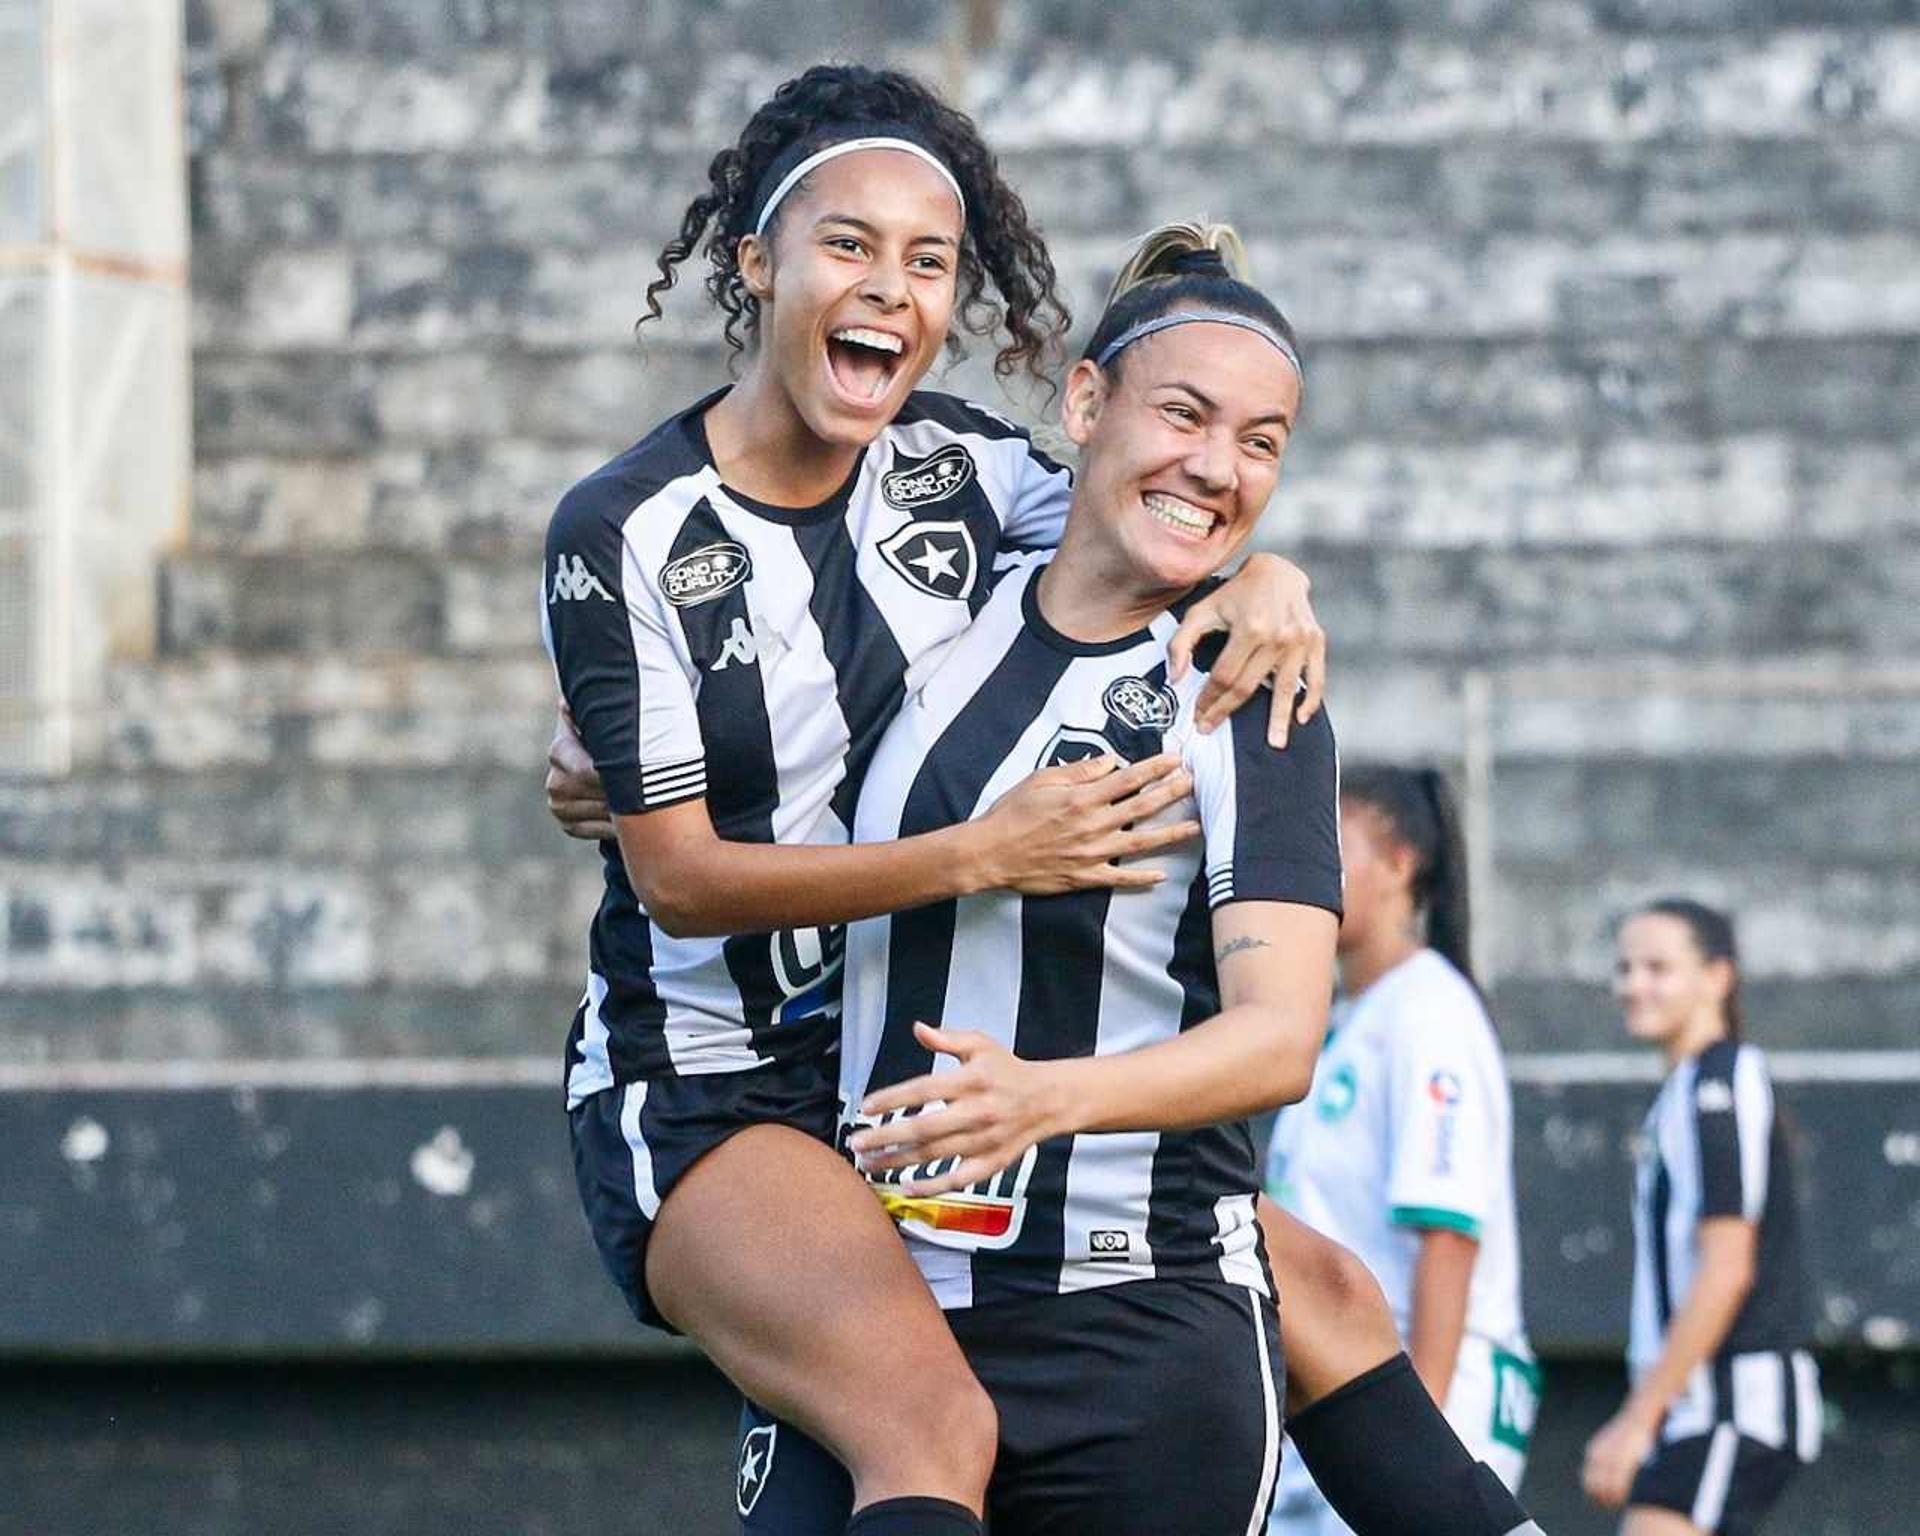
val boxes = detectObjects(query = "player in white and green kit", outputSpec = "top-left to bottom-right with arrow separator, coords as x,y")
1267,766 -> 1538,1534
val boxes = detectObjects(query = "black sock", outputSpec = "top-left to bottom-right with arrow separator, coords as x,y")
1286,1353 -> 1537,1536
842,1496 -> 982,1536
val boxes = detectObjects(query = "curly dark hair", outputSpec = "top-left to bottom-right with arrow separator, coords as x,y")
637,63 -> 1069,389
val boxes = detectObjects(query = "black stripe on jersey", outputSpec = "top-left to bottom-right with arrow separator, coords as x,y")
582,876 -> 670,1084
871,631 -> 1076,1092
972,881 -> 1116,1307
971,666 -> 1172,1306
791,514 -> 909,831
1219,700 -> 1344,915
667,501 -> 786,1031
1693,1042 -> 1747,1219
1145,867 -> 1226,1268
1651,1157 -> 1675,1334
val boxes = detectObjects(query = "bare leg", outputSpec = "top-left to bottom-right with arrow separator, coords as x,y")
649,1124 -> 996,1516
1258,1195 -> 1402,1415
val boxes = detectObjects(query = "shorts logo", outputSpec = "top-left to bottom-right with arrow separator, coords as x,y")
1695,1078 -> 1734,1113
851,1105 -> 1038,1251
1428,1070 -> 1464,1106
1039,725 -> 1113,770
1088,1229 -> 1131,1261
878,519 -> 977,601
549,552 -> 614,604
1103,676 -> 1178,733
882,443 -> 976,509
661,541 -> 752,607
1317,1062 -> 1358,1122
736,1422 -> 776,1517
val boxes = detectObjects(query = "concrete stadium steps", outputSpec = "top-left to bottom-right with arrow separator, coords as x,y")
0,853 -> 597,990
188,337 -> 1920,451
1491,975 -> 1920,1052
190,231 -> 1920,354
101,654 -> 558,770
184,135 -> 1920,256
183,433 -> 1920,556
153,542 -> 1920,660
187,17 -> 1920,160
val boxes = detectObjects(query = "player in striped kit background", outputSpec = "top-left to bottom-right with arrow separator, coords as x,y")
1584,900 -> 1821,1535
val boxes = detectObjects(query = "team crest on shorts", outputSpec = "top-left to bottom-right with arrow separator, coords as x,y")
661,541 -> 752,607
882,443 -> 975,509
1103,676 -> 1179,732
1038,725 -> 1113,769
736,1422 -> 776,1517
878,519 -> 977,601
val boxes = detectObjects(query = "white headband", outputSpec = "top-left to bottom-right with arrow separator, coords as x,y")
752,136 -> 967,237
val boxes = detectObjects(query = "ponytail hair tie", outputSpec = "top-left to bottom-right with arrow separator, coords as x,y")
1168,247 -> 1231,278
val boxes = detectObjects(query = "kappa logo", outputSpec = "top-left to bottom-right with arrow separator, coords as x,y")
878,518 -> 977,601
709,616 -> 761,672
661,541 -> 752,608
1088,1229 -> 1132,1261
736,1422 -> 776,1518
882,443 -> 976,509
1696,1078 -> 1734,1113
1103,676 -> 1179,733
1039,725 -> 1114,770
548,552 -> 613,604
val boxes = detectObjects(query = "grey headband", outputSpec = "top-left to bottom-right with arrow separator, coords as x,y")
1094,309 -> 1303,385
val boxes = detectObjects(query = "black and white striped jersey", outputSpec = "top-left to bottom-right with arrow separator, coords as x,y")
838,561 -> 1343,1310
1630,1041 -> 1820,1454
542,388 -> 1071,1105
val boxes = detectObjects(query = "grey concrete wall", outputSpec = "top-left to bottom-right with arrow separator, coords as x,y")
2,0 -> 1905,1060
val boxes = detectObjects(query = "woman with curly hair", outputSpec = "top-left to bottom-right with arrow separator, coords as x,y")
541,65 -> 1324,1536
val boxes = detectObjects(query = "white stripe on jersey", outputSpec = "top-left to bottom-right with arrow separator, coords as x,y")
1733,1047 -> 1773,1219
1792,1351 -> 1823,1462
568,972 -> 616,1105
1215,1193 -> 1270,1297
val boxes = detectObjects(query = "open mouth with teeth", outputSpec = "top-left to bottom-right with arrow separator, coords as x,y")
1143,492 -> 1221,541
825,326 -> 907,406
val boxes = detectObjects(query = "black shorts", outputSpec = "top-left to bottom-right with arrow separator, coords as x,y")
1630,1426 -> 1801,1535
569,1054 -> 838,1331
737,1278 -> 1285,1535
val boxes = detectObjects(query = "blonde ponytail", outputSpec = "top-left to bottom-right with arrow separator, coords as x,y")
1102,221 -> 1252,310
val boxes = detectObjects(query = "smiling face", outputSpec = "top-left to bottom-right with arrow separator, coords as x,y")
1060,316 -> 1300,598
1613,912 -> 1733,1049
737,148 -> 963,448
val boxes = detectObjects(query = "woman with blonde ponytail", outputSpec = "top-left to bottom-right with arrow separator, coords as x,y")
730,223 -> 1541,1535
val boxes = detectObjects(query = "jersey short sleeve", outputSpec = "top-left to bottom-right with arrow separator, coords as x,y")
997,435 -> 1072,550
542,483 -> 706,816
1384,972 -> 1503,1239
1187,694 -> 1342,915
1694,1041 -> 1774,1222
